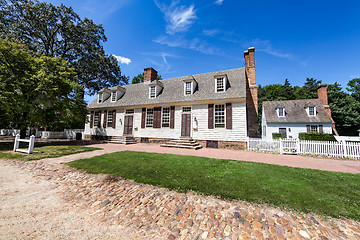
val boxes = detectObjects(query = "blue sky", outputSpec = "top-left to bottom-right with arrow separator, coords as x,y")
46,0 -> 360,103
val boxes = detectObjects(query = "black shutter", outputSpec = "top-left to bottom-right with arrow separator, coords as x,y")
141,108 -> 146,128
208,104 -> 214,129
103,111 -> 107,128
90,112 -> 94,128
306,125 -> 310,132
97,112 -> 101,127
226,103 -> 232,129
170,106 -> 175,129
319,125 -> 323,133
153,107 -> 162,128
112,110 -> 116,128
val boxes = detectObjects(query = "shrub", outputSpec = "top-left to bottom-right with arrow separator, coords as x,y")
272,133 -> 282,139
298,132 -> 337,141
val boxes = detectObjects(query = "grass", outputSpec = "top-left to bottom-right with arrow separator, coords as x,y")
0,145 -> 101,161
67,151 -> 360,221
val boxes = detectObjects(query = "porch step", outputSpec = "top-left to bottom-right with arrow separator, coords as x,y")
160,138 -> 202,150
106,136 -> 137,145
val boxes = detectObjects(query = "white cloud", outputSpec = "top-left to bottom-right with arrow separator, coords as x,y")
203,29 -> 219,36
214,0 -> 224,5
112,55 -> 131,65
248,39 -> 294,60
155,0 -> 197,35
142,52 -> 176,74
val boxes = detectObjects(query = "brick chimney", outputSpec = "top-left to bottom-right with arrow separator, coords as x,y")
245,47 -> 258,137
317,84 -> 339,135
144,67 -> 158,82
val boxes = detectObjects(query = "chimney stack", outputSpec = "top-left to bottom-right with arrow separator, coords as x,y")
317,84 -> 339,135
244,47 -> 258,137
144,67 -> 158,82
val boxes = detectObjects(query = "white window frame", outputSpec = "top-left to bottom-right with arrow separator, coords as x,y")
94,112 -> 99,126
125,109 -> 134,114
215,77 -> 225,92
184,81 -> 192,95
278,107 -> 285,117
214,104 -> 225,128
98,93 -> 103,103
146,108 -> 154,127
162,107 -> 170,127
182,106 -> 192,112
107,111 -> 113,127
308,106 -> 316,116
111,91 -> 117,102
310,125 -> 318,132
149,86 -> 156,98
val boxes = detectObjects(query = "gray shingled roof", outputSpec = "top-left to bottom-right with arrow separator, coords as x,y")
263,99 -> 332,124
88,68 -> 246,109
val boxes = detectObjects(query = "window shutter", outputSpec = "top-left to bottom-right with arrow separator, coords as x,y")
141,108 -> 146,128
170,106 -> 175,129
97,112 -> 101,127
319,125 -> 323,133
226,103 -> 232,129
90,112 -> 94,128
208,104 -> 214,129
306,125 -> 310,132
153,107 -> 161,128
103,111 -> 107,128
112,110 -> 116,128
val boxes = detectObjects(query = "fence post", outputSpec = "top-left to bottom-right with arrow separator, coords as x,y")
342,140 -> 347,158
246,137 -> 250,150
29,135 -> 35,154
13,134 -> 20,152
296,139 -> 300,155
279,138 -> 283,154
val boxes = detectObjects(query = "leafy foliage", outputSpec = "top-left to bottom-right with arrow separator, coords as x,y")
0,0 -> 128,95
0,39 -> 86,130
272,133 -> 282,139
132,73 -> 162,84
298,132 -> 337,141
347,78 -> 360,101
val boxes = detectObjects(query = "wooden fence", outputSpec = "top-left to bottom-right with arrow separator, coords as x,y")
247,138 -> 360,160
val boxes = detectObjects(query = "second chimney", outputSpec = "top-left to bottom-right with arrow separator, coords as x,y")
144,67 -> 158,82
318,84 -> 339,135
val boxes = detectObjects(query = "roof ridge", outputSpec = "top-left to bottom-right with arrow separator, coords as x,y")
263,98 -> 320,103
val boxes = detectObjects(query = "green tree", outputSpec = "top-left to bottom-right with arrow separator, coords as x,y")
0,39 -> 86,136
294,78 -> 322,99
347,78 -> 360,101
0,0 -> 128,95
132,73 -> 162,84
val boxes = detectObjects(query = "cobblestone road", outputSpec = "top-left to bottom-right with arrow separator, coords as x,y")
2,159 -> 359,240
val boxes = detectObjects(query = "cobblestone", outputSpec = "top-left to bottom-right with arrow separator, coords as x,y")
3,159 -> 360,239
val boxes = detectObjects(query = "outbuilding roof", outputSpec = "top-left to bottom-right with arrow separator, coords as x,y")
263,99 -> 332,124
88,68 -> 246,109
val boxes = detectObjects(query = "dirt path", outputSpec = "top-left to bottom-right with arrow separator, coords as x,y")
0,160 -> 150,240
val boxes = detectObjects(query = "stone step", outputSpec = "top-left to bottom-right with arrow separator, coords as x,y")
160,144 -> 202,150
165,141 -> 199,146
168,139 -> 197,144
106,136 -> 137,145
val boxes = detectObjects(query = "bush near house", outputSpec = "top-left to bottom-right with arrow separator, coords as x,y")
272,133 -> 282,139
299,132 -> 337,141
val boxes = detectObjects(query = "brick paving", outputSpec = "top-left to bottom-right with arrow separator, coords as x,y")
3,159 -> 360,240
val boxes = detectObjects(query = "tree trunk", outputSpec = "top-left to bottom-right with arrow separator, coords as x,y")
20,128 -> 26,139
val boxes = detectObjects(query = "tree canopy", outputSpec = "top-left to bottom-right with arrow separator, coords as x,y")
0,0 -> 128,95
132,73 -> 162,84
0,39 -> 86,132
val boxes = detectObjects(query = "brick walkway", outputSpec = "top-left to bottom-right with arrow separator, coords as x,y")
3,159 -> 359,240
40,143 -> 360,174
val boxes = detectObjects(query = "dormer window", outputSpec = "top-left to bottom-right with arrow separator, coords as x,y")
111,91 -> 117,102
98,93 -> 103,103
278,107 -> 285,117
216,77 -> 225,92
185,81 -> 192,95
150,86 -> 156,98
308,106 -> 316,116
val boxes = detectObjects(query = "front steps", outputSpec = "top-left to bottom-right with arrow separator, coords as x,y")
106,136 -> 137,145
160,138 -> 202,150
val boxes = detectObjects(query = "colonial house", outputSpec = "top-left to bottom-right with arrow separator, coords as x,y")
84,47 -> 258,149
261,84 -> 338,140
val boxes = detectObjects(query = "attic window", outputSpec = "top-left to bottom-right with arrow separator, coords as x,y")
216,77 -> 225,92
185,81 -> 192,95
278,107 -> 285,117
150,86 -> 156,98
308,106 -> 316,116
98,93 -> 103,103
111,91 -> 117,102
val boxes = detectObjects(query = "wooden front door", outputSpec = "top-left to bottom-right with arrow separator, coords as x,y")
181,114 -> 191,137
123,115 -> 133,135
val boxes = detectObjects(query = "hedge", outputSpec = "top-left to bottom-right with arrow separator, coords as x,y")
298,132 -> 337,141
272,133 -> 282,139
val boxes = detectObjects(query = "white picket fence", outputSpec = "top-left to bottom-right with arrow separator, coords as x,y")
247,138 -> 360,160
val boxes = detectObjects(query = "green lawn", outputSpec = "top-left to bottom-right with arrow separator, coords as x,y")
0,145 -> 101,161
67,151 -> 360,221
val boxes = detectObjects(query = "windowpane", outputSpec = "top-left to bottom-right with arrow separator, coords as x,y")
150,86 -> 156,98
182,107 -> 191,112
162,108 -> 170,127
278,108 -> 284,117
216,78 -> 224,92
185,82 -> 192,95
94,112 -> 99,126
126,109 -> 134,114
98,93 -> 103,103
309,106 -> 315,116
111,92 -> 116,102
310,125 -> 318,132
215,104 -> 225,128
146,109 -> 154,127
107,111 -> 113,126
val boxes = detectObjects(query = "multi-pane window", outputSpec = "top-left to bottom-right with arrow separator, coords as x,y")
98,93 -> 103,103
309,106 -> 315,116
310,125 -> 318,132
126,109 -> 134,114
185,82 -> 192,95
111,92 -> 116,102
278,107 -> 285,117
162,108 -> 170,127
150,86 -> 156,98
146,109 -> 154,127
94,112 -> 99,126
107,111 -> 113,126
216,78 -> 224,92
182,106 -> 191,112
214,104 -> 225,128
